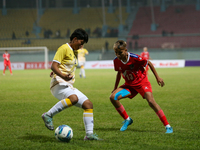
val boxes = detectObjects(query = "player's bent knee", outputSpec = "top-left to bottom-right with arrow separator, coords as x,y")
114,89 -> 130,100
110,94 -> 115,101
82,99 -> 93,109
68,95 -> 78,105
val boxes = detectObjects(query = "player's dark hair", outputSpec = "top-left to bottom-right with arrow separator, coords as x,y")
113,40 -> 127,50
70,28 -> 88,43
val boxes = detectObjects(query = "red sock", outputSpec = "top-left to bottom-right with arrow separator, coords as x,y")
115,105 -> 129,120
9,66 -> 12,74
3,66 -> 6,73
156,110 -> 169,126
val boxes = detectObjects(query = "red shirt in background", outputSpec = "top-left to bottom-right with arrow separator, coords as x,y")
3,53 -> 11,66
140,51 -> 150,60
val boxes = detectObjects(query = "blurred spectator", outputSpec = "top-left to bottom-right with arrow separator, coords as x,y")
129,41 -> 132,49
140,47 -> 152,75
85,28 -> 91,36
78,45 -> 89,78
106,28 -> 111,37
26,39 -> 31,44
175,8 -> 183,13
47,29 -> 53,38
44,29 -> 53,38
93,27 -> 101,37
170,31 -> 174,36
55,30 -> 61,38
106,28 -> 118,37
124,24 -> 128,31
66,28 -> 70,37
44,29 -> 48,38
22,39 -> 31,44
105,41 -> 109,51
132,34 -> 139,40
162,30 -> 167,36
25,30 -> 29,37
12,32 -> 16,39
3,50 -> 12,75
134,41 -> 138,50
88,28 -> 91,36
110,29 -> 118,37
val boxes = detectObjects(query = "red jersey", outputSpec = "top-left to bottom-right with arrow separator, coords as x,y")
114,52 -> 148,85
3,53 -> 11,66
3,53 -> 10,61
140,51 -> 149,60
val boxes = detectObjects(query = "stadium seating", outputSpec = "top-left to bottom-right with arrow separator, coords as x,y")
0,37 -> 118,51
39,7 -> 128,38
129,5 -> 200,35
127,36 -> 200,49
1,5 -> 199,49
0,7 -> 127,50
0,7 -> 127,39
128,5 -> 200,48
0,9 -> 37,39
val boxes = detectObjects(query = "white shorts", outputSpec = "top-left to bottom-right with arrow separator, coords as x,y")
78,61 -> 85,67
50,84 -> 88,108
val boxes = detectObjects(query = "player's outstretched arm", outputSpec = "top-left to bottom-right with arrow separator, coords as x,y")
148,61 -> 165,87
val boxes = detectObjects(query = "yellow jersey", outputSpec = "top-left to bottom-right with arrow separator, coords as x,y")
50,43 -> 78,87
78,48 -> 88,62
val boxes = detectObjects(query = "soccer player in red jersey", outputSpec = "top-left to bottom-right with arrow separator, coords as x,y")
3,50 -> 12,75
110,40 -> 173,133
140,47 -> 151,75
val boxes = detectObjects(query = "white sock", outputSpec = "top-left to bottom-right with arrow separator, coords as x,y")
82,69 -> 86,78
47,99 -> 72,117
165,124 -> 171,128
83,109 -> 94,135
47,101 -> 64,117
79,70 -> 81,76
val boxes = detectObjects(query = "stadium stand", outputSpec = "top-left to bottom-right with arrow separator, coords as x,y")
129,5 -> 200,35
0,38 -> 118,51
39,7 -> 128,38
127,36 -> 200,49
0,7 -> 127,51
127,5 -> 200,48
0,9 -> 37,39
1,5 -> 200,50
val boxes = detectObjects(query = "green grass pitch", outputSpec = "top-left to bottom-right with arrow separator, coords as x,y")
0,67 -> 200,150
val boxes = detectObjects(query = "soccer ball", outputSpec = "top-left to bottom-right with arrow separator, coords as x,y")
55,125 -> 73,142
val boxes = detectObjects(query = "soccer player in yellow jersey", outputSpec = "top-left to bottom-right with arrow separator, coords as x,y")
78,45 -> 89,78
42,28 -> 102,140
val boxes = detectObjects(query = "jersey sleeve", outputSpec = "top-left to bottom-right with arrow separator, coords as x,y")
113,58 -> 119,71
136,54 -> 148,67
85,49 -> 89,55
53,46 -> 66,64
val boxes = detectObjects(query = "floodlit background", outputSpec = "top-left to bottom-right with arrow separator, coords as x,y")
0,0 -> 200,62
0,1 -> 200,149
